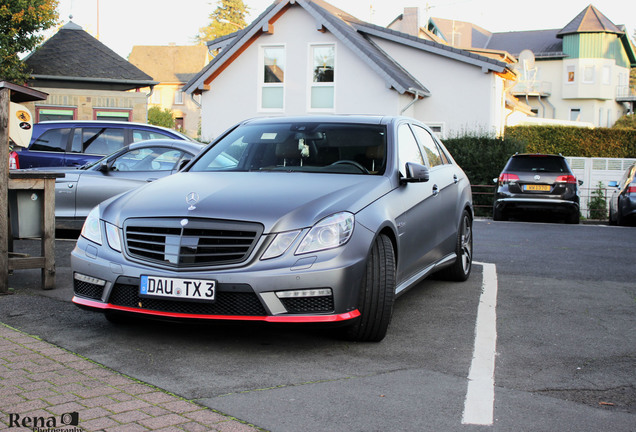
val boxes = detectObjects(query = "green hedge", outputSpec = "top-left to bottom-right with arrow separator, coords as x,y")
505,126 -> 636,158
443,136 -> 526,216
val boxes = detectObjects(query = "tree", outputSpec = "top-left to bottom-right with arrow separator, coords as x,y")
148,106 -> 175,129
196,0 -> 249,43
0,0 -> 59,84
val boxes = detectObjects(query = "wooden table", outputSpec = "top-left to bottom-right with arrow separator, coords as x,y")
3,171 -> 63,291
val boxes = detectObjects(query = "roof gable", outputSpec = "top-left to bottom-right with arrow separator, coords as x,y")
184,0 -> 510,97
25,22 -> 155,90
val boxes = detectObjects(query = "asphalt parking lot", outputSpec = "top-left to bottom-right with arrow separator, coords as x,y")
1,219 -> 635,431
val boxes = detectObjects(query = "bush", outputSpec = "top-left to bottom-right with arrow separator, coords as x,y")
613,114 -> 636,130
443,136 -> 526,216
505,126 -> 636,158
148,106 -> 175,129
588,181 -> 608,220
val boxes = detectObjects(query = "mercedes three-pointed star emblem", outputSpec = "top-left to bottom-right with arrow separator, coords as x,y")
186,192 -> 199,211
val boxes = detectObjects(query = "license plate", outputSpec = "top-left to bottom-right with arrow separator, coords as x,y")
524,184 -> 551,191
140,275 -> 216,301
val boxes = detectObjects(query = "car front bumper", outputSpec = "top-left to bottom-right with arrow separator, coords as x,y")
71,225 -> 375,323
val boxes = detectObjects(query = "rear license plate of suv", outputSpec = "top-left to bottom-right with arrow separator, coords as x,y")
524,184 -> 551,191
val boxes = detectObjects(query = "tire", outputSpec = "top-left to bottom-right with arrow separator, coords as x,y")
567,211 -> 580,224
609,208 -> 617,226
343,234 -> 396,342
436,210 -> 473,282
492,205 -> 506,221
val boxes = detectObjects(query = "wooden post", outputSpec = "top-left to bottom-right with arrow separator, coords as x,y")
1,82 -> 51,293
0,87 -> 9,294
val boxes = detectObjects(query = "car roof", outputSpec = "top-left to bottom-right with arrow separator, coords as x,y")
127,139 -> 205,152
240,115 -> 403,126
34,120 -> 194,140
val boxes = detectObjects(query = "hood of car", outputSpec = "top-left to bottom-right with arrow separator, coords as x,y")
101,171 -> 394,233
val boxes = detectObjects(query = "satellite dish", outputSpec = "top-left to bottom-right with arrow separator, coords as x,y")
517,49 -> 536,80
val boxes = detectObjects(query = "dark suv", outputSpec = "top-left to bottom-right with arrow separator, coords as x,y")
493,153 -> 581,224
11,120 -> 193,169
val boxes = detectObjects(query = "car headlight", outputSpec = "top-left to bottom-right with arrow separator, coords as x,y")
261,230 -> 301,260
105,223 -> 122,252
81,206 -> 102,245
296,212 -> 354,255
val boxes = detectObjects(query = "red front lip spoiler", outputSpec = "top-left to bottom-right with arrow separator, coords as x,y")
72,296 -> 361,323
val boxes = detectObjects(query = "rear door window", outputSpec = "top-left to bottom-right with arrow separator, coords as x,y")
30,128 -> 70,152
132,129 -> 174,142
72,128 -> 126,155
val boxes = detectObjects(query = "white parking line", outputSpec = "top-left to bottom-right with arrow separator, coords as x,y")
462,262 -> 498,426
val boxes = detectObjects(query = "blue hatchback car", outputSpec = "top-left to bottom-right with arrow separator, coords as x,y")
12,120 -> 194,169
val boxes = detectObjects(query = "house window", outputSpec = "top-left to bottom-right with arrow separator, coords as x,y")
36,107 -> 76,122
602,65 -> 611,85
567,66 -> 575,83
570,108 -> 581,122
94,109 -> 132,121
310,44 -> 335,110
583,66 -> 594,83
260,45 -> 285,110
174,90 -> 184,105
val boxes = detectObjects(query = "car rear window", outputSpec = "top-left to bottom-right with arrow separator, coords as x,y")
30,128 -> 70,152
506,156 -> 569,173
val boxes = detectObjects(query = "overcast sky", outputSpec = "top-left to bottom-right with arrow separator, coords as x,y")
52,0 -> 635,58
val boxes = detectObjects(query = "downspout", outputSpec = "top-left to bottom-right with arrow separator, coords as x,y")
145,85 -> 155,123
190,92 -> 201,108
400,89 -> 422,115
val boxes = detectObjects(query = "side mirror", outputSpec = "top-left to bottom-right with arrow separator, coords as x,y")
608,181 -> 618,188
98,161 -> 110,172
178,158 -> 191,171
402,162 -> 429,183
578,180 -> 584,186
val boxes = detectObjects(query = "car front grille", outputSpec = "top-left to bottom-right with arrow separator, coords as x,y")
109,281 -> 268,316
124,218 -> 263,268
74,278 -> 105,300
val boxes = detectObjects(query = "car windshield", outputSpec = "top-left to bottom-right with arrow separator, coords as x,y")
507,156 -> 568,173
190,122 -> 387,175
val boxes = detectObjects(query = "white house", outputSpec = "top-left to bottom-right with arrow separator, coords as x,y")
427,5 -> 636,127
183,0 -> 523,141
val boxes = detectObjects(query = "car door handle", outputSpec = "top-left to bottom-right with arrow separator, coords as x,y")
432,184 -> 439,196
146,178 -> 158,182
453,174 -> 459,184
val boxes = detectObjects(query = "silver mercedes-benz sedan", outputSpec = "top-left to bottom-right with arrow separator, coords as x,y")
71,116 -> 473,341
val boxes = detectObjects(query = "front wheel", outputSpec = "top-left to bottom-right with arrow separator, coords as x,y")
436,210 -> 473,281
343,234 -> 395,342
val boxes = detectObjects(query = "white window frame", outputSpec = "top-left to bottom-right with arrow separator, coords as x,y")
308,43 -> 336,112
258,44 -> 286,112
566,65 -> 576,84
583,65 -> 595,84
602,65 -> 611,85
174,90 -> 184,105
570,108 -> 581,122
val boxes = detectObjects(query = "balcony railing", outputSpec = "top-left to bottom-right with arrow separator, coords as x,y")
511,80 -> 552,96
616,86 -> 636,100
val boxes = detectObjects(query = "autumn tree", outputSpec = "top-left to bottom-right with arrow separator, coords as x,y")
196,0 -> 249,43
0,0 -> 59,84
